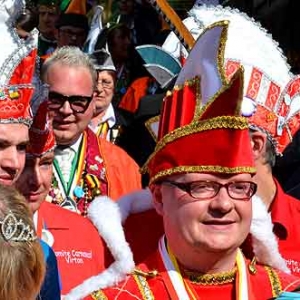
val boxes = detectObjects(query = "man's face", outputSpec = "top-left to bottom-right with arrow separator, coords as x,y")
57,26 -> 87,48
46,62 -> 95,146
38,5 -> 58,38
16,151 -> 54,213
153,172 -> 253,258
0,124 -> 29,186
93,70 -> 115,115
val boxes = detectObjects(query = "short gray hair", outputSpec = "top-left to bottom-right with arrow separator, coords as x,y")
249,128 -> 276,167
41,46 -> 97,89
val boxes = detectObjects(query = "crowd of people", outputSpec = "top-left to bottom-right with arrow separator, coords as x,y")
1,0 -> 300,299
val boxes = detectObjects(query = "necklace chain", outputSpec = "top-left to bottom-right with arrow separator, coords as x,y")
184,267 -> 237,285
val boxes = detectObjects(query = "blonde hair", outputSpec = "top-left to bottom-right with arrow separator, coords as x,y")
0,185 -> 45,300
42,46 -> 97,89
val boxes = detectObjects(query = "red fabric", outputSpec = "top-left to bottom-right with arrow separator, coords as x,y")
148,69 -> 255,181
28,101 -> 55,155
38,201 -> 106,294
148,127 -> 255,181
271,180 -> 300,276
124,209 -> 164,265
85,249 -> 300,299
0,49 -> 37,121
158,82 -> 197,139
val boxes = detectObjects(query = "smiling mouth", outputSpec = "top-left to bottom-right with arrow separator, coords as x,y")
0,175 -> 15,185
203,220 -> 235,225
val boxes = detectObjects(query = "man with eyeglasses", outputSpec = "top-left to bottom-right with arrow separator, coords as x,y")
42,46 -> 141,215
56,13 -> 89,49
71,23 -> 300,300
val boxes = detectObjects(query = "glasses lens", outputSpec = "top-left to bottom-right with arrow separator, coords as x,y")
48,92 -> 63,109
69,96 -> 91,113
97,79 -> 113,89
190,181 -> 217,199
228,182 -> 254,199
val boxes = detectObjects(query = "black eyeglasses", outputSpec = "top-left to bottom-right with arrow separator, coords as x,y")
163,180 -> 257,201
48,91 -> 93,113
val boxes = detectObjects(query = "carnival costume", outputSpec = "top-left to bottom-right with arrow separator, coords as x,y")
64,20 -> 300,300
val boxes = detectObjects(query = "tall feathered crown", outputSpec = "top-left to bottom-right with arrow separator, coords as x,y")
162,4 -> 300,154
27,101 -> 56,156
0,0 -> 38,126
142,21 -> 255,183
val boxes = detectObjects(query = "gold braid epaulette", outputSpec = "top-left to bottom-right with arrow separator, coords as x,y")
133,268 -> 157,300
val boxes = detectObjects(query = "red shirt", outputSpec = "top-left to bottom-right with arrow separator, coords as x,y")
38,202 -> 106,295
271,179 -> 300,276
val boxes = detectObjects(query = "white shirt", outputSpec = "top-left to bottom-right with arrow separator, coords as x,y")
89,104 -> 116,141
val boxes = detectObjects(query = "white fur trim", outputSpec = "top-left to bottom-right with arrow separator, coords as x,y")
250,195 -> 290,273
117,188 -> 153,223
64,196 -> 135,300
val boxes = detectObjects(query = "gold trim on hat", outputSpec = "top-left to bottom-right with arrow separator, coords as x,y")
145,115 -> 160,143
142,115 -> 249,175
148,165 -> 256,184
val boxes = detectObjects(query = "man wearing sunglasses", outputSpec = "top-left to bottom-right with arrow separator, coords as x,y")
41,46 -> 141,215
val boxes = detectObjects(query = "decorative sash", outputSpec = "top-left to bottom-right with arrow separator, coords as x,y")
158,236 -> 255,300
50,129 -> 108,216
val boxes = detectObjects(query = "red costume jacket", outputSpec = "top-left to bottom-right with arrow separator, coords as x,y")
271,180 -> 300,276
38,201 -> 106,295
85,249 -> 300,300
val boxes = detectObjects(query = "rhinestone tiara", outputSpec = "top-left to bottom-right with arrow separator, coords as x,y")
0,210 -> 37,242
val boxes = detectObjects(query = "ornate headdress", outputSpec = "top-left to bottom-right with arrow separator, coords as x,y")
0,0 -> 38,126
0,210 -> 37,242
27,101 -> 56,156
162,3 -> 300,154
136,44 -> 182,89
142,21 -> 255,183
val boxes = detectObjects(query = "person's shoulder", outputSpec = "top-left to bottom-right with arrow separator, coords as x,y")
254,264 -> 300,292
99,136 -> 138,165
40,201 -> 96,228
86,265 -> 156,299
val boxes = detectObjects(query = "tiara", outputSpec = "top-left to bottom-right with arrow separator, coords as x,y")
0,210 -> 37,242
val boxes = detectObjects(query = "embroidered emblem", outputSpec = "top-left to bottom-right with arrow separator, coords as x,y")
8,87 -> 20,99
266,113 -> 276,122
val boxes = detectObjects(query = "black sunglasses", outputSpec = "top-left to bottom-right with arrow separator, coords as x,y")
48,91 -> 93,113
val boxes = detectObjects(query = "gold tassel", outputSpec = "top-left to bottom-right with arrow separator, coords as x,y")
133,268 -> 158,278
248,256 -> 257,275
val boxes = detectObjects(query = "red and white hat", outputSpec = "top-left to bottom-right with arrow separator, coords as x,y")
163,4 -> 300,154
143,21 -> 255,183
27,101 -> 56,156
0,0 -> 38,126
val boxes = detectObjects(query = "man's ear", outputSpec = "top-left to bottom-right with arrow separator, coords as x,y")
250,130 -> 267,161
149,184 -> 164,216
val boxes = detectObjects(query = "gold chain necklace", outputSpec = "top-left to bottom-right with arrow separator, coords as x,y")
184,267 -> 237,285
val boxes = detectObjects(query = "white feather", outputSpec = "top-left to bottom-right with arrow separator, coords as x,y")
64,196 -> 135,300
250,195 -> 290,273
